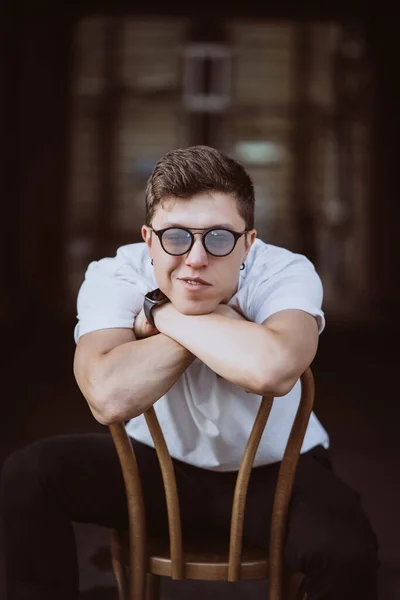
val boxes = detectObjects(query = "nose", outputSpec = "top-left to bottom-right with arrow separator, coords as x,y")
185,235 -> 209,268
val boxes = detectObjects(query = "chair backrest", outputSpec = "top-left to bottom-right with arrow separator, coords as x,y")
109,366 -> 315,600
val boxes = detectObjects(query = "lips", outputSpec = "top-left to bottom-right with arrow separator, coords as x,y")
179,277 -> 211,285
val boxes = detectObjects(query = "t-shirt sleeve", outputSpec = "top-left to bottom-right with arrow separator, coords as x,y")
248,255 -> 325,333
74,254 -> 149,343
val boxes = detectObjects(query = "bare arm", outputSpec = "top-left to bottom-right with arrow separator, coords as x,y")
154,304 -> 318,397
73,327 -> 195,425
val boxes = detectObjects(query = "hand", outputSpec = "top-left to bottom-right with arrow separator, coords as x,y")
134,308 -> 159,339
214,303 -> 247,321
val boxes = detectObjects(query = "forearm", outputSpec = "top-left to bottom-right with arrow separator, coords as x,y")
155,305 -> 287,395
90,334 -> 195,424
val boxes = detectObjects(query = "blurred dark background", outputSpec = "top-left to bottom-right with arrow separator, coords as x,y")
1,1 -> 400,598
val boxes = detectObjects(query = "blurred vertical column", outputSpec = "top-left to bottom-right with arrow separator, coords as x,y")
5,12 -> 73,326
182,20 -> 231,147
308,24 -> 372,318
290,23 -> 316,263
224,20 -> 297,250
113,17 -> 190,239
67,16 -> 108,308
97,18 -> 122,259
67,15 -> 189,306
369,17 -> 400,323
1,1 -> 18,329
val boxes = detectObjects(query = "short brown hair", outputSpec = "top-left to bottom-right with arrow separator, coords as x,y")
145,145 -> 255,229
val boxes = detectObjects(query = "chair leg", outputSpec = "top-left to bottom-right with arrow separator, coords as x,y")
110,530 -> 129,600
145,573 -> 161,600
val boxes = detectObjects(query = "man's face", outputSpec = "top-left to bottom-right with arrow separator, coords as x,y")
142,191 -> 257,315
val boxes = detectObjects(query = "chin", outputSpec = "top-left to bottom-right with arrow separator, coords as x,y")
174,297 -> 220,316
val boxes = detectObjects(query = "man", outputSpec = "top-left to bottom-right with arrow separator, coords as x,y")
1,146 -> 378,599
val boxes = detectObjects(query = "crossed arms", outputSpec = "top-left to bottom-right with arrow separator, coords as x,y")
74,303 -> 318,426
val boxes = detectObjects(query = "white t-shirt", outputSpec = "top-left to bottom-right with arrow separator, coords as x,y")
75,238 -> 329,470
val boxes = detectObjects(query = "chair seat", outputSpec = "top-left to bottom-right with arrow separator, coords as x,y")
149,534 -> 269,580
117,530 -> 269,581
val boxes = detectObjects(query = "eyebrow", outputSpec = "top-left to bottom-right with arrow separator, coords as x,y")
159,222 -> 237,230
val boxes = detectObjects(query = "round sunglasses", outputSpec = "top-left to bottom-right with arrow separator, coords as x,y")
151,227 -> 248,257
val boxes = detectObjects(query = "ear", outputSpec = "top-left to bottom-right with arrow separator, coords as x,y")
141,225 -> 152,249
243,229 -> 257,261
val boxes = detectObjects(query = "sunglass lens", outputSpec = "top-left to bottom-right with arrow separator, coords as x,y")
162,228 -> 192,255
204,230 -> 235,256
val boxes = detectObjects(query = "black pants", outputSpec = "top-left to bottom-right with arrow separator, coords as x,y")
0,433 -> 379,600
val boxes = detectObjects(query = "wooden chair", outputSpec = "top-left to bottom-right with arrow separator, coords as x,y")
109,367 -> 315,600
